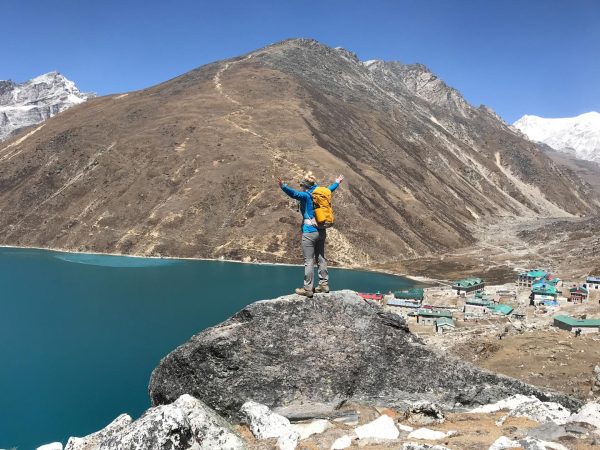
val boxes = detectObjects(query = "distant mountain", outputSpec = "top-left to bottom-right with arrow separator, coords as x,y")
0,71 -> 92,141
0,39 -> 596,264
513,112 -> 600,163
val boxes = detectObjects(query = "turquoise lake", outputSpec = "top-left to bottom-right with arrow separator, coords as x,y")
0,247 -> 416,449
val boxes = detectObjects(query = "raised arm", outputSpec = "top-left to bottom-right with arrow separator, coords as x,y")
328,174 -> 344,192
278,176 -> 309,200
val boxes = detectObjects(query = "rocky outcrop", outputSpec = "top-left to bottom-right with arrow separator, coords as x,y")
149,291 -> 581,418
65,394 -> 245,450
65,414 -> 132,450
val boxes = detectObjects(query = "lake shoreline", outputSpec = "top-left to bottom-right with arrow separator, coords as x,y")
0,244 -> 441,286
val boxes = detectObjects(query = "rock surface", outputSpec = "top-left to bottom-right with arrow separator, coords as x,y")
65,414 -> 132,450
149,291 -> 581,419
66,394 -> 244,450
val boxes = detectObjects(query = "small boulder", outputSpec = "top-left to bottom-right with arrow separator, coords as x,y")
402,443 -> 451,450
241,400 -> 298,449
290,419 -> 330,440
173,394 -> 246,449
405,402 -> 445,425
354,415 -> 399,440
330,435 -> 352,449
407,428 -> 448,441
567,402 -> 600,430
488,436 -> 519,450
471,395 -> 571,424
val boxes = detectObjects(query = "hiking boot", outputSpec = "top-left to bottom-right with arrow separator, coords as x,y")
314,284 -> 330,293
295,287 -> 314,298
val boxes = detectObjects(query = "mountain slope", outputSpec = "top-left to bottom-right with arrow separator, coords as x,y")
0,71 -> 92,141
0,39 -> 596,266
513,112 -> 600,163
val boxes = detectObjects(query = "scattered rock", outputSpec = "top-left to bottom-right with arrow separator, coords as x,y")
240,400 -> 298,449
407,428 -> 448,441
289,419 -> 330,440
526,422 -> 568,441
471,394 -> 571,424
398,423 -> 415,432
330,435 -> 352,449
508,398 -> 571,424
66,414 -> 132,450
331,411 -> 360,426
540,441 -> 570,450
175,394 -> 246,449
405,402 -> 445,425
37,443 -> 63,450
488,436 -> 519,450
567,402 -> 600,429
402,443 -> 451,450
354,415 -> 400,440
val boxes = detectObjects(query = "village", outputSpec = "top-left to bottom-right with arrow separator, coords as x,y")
359,272 -> 600,336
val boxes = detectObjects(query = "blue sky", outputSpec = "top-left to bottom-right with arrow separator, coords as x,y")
3,0 -> 599,122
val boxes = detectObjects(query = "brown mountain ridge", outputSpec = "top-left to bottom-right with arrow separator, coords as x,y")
0,39 -> 597,268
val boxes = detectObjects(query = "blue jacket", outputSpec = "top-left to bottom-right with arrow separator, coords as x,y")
280,182 -> 339,233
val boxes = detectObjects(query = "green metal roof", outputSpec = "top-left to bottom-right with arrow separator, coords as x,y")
520,269 -> 547,278
532,284 -> 557,295
452,278 -> 484,288
554,315 -> 600,327
417,309 -> 453,318
394,288 -> 424,300
436,317 -> 455,327
490,304 -> 513,315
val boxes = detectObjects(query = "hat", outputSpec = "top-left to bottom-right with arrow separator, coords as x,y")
299,171 -> 317,188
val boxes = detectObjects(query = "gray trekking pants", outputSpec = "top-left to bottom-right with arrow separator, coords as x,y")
302,229 -> 328,290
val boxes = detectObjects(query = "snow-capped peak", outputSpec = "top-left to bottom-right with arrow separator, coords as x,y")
0,72 -> 93,141
513,112 -> 600,163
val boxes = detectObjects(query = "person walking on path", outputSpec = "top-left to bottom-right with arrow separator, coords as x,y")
278,171 -> 344,297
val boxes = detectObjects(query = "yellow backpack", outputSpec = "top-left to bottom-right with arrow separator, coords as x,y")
312,186 -> 334,228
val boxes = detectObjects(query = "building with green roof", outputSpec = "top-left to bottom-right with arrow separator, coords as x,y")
517,269 -> 548,288
464,297 -> 493,316
554,315 -> 600,333
416,309 -> 453,325
531,283 -> 558,301
490,304 -> 513,316
435,317 -> 455,333
394,288 -> 424,301
452,277 -> 484,296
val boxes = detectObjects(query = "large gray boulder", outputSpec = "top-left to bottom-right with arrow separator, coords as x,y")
149,291 -> 581,419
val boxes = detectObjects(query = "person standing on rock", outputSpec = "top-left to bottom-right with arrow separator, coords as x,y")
277,172 -> 344,297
